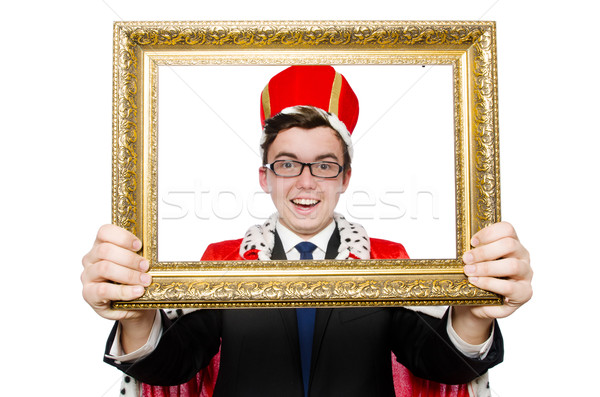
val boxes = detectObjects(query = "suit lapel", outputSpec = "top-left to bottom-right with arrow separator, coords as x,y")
324,226 -> 341,259
271,230 -> 287,260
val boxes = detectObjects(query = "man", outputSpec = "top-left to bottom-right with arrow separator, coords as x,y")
82,66 -> 532,396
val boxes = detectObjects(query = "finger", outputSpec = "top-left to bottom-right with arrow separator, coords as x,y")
95,224 -> 142,252
464,257 -> 532,281
469,305 -> 515,320
463,236 -> 529,265
82,281 -> 146,306
471,221 -> 518,247
82,260 -> 152,287
86,242 -> 148,272
467,276 -> 532,304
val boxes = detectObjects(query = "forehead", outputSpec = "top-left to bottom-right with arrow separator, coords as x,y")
266,126 -> 345,160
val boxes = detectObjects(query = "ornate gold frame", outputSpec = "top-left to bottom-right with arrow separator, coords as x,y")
112,21 -> 502,308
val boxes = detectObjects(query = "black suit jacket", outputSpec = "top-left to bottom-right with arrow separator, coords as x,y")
105,230 -> 503,396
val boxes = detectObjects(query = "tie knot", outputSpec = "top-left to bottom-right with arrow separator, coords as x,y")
295,242 -> 317,260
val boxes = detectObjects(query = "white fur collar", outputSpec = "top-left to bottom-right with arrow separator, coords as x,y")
239,212 -> 370,260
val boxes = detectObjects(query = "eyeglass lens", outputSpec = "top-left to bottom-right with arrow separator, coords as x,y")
272,160 -> 341,178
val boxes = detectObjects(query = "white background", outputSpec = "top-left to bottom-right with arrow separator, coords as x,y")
158,65 -> 455,260
1,1 -> 598,396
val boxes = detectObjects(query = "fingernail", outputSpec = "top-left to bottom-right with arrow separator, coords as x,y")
139,260 -> 149,272
468,276 -> 479,283
464,264 -> 476,275
471,237 -> 479,247
463,252 -> 474,264
132,240 -> 142,251
133,286 -> 145,296
140,273 -> 152,285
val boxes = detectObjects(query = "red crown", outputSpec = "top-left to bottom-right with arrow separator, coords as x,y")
260,65 -> 359,133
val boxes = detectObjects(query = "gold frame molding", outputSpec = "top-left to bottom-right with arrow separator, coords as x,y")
112,21 -> 502,309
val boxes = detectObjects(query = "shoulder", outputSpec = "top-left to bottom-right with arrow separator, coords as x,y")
369,238 -> 410,259
201,238 -> 244,261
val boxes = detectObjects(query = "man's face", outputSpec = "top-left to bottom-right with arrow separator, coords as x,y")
259,126 -> 351,239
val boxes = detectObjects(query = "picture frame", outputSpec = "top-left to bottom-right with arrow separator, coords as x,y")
112,20 -> 502,308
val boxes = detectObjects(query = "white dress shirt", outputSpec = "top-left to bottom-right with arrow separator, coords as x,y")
275,220 -> 335,260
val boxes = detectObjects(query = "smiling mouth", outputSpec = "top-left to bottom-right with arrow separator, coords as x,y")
291,198 -> 320,209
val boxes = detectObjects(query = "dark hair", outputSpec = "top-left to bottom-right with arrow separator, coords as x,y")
261,106 -> 352,169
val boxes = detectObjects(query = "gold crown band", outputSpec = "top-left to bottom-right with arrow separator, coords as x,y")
328,72 -> 342,116
261,84 -> 271,120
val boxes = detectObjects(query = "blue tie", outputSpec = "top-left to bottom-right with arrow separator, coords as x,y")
295,242 -> 317,397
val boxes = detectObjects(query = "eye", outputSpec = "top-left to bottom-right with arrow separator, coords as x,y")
317,162 -> 332,170
281,161 -> 296,169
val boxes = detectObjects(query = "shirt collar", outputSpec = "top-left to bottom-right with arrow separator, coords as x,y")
276,220 -> 336,255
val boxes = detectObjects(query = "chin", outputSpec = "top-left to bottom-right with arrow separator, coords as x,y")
286,217 -> 330,237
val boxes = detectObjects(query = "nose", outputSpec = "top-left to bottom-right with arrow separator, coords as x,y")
295,164 -> 317,189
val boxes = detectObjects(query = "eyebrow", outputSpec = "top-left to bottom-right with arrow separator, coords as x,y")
273,151 -> 340,162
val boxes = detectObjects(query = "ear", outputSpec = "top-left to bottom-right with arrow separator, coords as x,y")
340,168 -> 352,193
258,166 -> 271,193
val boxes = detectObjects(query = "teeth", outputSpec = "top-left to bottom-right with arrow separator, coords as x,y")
292,198 -> 319,206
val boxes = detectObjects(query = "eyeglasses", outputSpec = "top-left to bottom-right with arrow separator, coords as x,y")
263,160 -> 344,178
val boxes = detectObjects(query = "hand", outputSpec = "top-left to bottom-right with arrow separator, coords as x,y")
81,224 -> 153,322
462,221 -> 533,320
